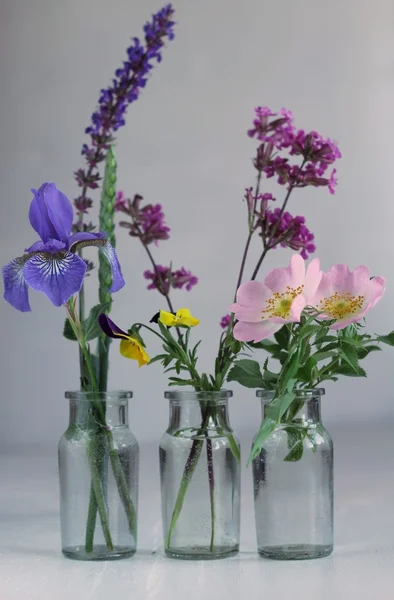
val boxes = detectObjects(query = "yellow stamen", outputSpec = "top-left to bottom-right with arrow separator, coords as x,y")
318,292 -> 364,320
261,285 -> 304,319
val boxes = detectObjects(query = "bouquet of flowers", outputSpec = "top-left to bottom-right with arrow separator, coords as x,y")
99,106 -> 344,550
229,254 -> 388,461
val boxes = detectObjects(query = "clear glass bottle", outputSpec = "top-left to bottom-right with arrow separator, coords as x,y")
58,391 -> 139,561
160,390 -> 241,560
253,389 -> 333,560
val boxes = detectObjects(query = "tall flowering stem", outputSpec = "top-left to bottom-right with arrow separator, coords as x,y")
73,4 -> 175,231
72,5 -> 175,387
98,148 -> 117,392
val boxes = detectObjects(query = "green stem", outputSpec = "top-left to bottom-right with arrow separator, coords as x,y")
206,436 -> 215,552
165,436 -> 205,550
86,437 -> 114,551
85,430 -> 105,553
65,302 -> 113,552
107,432 -> 138,541
85,484 -> 99,552
98,336 -> 110,393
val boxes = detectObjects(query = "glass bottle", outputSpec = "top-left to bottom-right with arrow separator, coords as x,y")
58,391 -> 139,561
160,390 -> 240,560
253,388 -> 333,560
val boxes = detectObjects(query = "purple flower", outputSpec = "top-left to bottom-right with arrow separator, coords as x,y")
74,5 -> 175,229
220,314 -> 231,329
2,184 -> 125,311
262,208 -> 316,259
143,265 -> 198,294
248,107 -> 341,194
117,192 -> 170,245
329,168 -> 337,195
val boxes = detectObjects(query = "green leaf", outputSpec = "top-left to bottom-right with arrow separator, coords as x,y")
248,339 -> 280,353
277,349 -> 300,393
227,359 -> 264,388
339,344 -> 359,373
313,335 -> 337,345
314,326 -> 331,343
297,323 -> 320,343
356,345 -> 381,360
63,318 -> 77,341
274,325 -> 290,349
262,367 -> 279,388
377,332 -> 394,346
168,378 -> 196,387
335,364 -> 367,378
249,418 -> 278,462
148,354 -> 168,365
265,390 -> 296,422
84,303 -> 110,341
284,440 -> 304,462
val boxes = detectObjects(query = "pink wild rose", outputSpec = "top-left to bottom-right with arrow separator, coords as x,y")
310,264 -> 386,329
229,254 -> 322,342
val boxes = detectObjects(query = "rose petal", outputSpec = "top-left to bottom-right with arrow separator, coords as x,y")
233,320 -> 282,342
236,280 -> 271,307
303,258 -> 322,302
264,253 -> 306,293
229,302 -> 263,323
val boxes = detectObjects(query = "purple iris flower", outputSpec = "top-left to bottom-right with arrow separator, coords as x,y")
2,183 -> 125,311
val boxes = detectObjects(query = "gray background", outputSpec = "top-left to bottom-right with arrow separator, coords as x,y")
1,0 -> 393,450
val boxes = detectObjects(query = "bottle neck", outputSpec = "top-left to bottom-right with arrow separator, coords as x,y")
66,392 -> 130,429
168,399 -> 232,432
262,396 -> 322,424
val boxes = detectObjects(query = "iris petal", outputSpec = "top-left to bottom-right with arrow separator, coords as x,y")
99,242 -> 125,292
29,183 -> 73,245
68,231 -> 105,249
24,251 -> 87,307
2,257 -> 31,312
69,238 -> 125,293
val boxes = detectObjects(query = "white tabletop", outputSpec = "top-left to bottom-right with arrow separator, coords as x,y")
1,425 -> 393,600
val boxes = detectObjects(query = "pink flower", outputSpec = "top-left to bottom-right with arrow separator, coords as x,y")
311,264 -> 386,329
230,254 -> 322,342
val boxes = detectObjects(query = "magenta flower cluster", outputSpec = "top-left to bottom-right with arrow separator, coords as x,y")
144,266 -> 198,294
73,4 -> 175,227
220,314 -> 231,329
264,208 -> 316,259
116,192 -> 170,246
245,189 -> 315,259
248,107 -> 340,194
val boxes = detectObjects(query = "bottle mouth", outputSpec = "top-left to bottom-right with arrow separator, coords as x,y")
65,391 -> 133,401
164,389 -> 233,403
256,388 -> 325,401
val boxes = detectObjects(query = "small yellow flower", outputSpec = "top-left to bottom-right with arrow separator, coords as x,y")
119,337 -> 150,367
98,314 -> 150,367
159,308 -> 200,328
